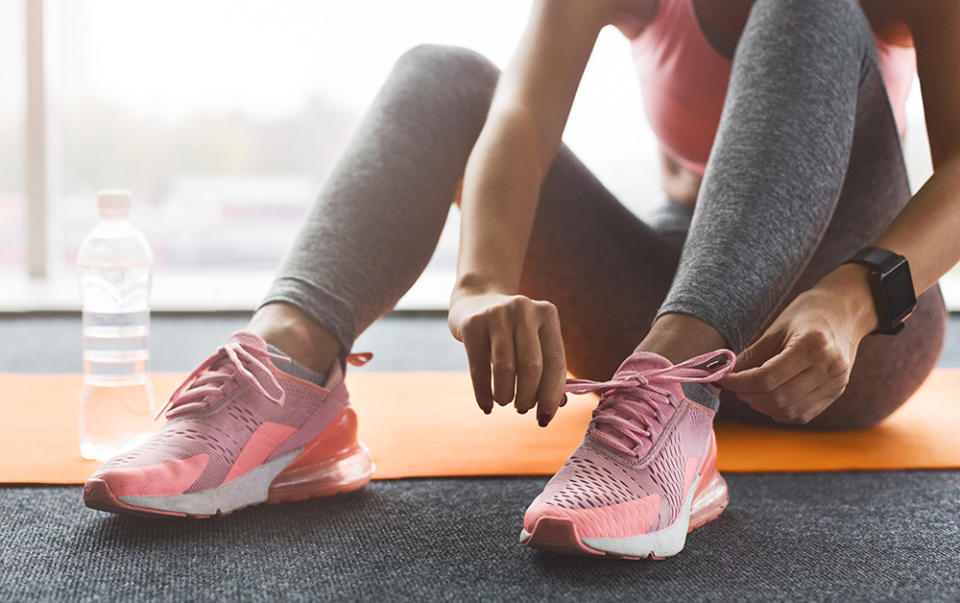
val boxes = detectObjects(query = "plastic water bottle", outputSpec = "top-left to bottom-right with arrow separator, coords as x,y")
77,190 -> 156,461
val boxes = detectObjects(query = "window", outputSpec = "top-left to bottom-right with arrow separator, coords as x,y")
40,0 -> 658,310
7,1 -> 959,310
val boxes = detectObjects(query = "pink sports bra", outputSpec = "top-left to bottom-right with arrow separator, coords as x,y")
630,0 -> 917,174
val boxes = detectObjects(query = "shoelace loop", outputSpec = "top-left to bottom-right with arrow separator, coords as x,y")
154,340 -> 288,421
346,352 -> 373,367
563,349 -> 736,458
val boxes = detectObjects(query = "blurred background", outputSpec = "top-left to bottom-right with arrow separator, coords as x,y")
2,0 -> 955,311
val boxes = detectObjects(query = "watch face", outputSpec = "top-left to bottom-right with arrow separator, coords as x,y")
883,262 -> 917,320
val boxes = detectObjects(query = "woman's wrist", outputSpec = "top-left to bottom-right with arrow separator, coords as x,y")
812,262 -> 880,338
451,272 -> 514,303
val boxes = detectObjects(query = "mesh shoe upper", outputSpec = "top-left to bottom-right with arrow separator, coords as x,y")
90,331 -> 354,496
523,349 -> 734,538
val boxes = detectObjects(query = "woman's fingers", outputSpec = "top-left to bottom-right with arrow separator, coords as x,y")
736,365 -> 822,418
721,336 -> 812,394
513,315 -> 542,415
788,381 -> 847,425
731,332 -> 782,372
455,294 -> 567,423
735,354 -> 850,425
534,303 -> 566,427
489,308 -> 517,406
462,316 -> 493,414
762,378 -> 844,425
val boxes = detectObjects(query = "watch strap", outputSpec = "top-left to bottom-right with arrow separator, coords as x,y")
842,246 -> 913,335
845,246 -> 900,274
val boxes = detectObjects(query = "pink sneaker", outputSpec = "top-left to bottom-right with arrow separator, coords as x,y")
520,348 -> 736,559
83,331 -> 375,518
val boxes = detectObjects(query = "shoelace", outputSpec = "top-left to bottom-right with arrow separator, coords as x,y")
154,340 -> 288,420
563,349 -> 737,458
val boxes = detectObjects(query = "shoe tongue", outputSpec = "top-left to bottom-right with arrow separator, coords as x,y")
590,351 -> 680,458
612,350 -> 673,377
166,331 -> 271,419
226,330 -> 268,353
202,330 -> 268,386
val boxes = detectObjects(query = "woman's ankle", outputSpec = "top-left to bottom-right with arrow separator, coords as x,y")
248,302 -> 341,374
634,313 -> 728,365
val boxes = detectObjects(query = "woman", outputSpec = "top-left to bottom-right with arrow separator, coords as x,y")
84,0 -> 956,560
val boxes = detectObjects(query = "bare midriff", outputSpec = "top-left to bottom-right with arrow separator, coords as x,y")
659,148 -> 702,209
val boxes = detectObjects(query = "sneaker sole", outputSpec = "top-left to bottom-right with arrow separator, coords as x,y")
83,441 -> 375,519
519,432 -> 728,560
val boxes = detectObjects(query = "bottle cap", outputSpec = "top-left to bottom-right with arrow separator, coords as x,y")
97,189 -> 132,217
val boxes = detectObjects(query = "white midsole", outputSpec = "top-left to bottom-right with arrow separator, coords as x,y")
520,473 -> 702,558
118,448 -> 302,515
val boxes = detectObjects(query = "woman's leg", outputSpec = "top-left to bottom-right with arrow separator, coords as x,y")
642,0 -> 946,428
250,44 -> 687,380
251,44 -> 498,373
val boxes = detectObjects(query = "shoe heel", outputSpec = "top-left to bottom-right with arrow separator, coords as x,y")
267,443 -> 374,503
688,431 -> 729,532
267,407 -> 375,503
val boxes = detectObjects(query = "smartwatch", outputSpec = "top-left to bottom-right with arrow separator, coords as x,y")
842,246 -> 917,335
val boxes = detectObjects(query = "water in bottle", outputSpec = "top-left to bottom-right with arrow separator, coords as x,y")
77,190 -> 156,461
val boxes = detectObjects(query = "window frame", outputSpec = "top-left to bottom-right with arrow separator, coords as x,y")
25,0 -> 49,278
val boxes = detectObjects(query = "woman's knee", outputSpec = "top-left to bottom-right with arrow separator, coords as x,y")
749,0 -> 865,33
383,44 -> 499,125
392,44 -> 499,90
804,389 -> 902,431
743,0 -> 871,66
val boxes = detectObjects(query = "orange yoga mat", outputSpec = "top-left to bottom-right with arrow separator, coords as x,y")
2,369 -> 959,484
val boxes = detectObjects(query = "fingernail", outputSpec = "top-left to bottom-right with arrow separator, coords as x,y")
559,393 -> 568,407
538,412 -> 552,427
517,406 -> 528,415
482,406 -> 491,415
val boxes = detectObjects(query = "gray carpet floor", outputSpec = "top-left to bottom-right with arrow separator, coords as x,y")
1,314 -> 958,601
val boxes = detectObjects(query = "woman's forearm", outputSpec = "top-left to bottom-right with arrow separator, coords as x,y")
815,152 -> 960,337
869,153 -> 960,294
444,1 -> 622,302
453,106 -> 545,298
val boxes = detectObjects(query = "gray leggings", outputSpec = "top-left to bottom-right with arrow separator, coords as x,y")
262,0 -> 947,430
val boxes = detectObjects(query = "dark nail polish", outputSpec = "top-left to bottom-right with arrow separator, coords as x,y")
538,413 -> 552,427
559,393 -> 568,407
483,406 -> 491,415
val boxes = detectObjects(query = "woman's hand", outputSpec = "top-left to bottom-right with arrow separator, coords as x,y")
718,276 -> 875,424
448,289 -> 567,426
